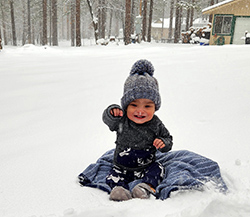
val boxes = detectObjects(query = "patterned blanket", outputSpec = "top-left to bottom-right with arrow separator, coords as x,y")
78,149 -> 228,200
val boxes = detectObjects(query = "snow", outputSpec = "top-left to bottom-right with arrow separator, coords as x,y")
1,42 -> 250,217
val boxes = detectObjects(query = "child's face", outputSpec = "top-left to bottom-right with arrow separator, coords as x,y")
127,98 -> 155,124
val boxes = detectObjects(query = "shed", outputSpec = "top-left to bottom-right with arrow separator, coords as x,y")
202,0 -> 250,45
151,18 -> 176,42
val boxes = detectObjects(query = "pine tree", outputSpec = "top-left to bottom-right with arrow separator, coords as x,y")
168,0 -> 174,41
147,0 -> 153,42
42,0 -> 47,45
124,0 -> 131,45
174,0 -> 180,43
142,0 -> 147,41
10,0 -> 17,46
86,0 -> 98,44
52,0 -> 58,46
71,0 -> 75,46
27,0 -> 32,44
1,0 -> 8,45
75,0 -> 81,46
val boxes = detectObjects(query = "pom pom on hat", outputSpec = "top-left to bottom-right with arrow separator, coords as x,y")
130,59 -> 154,76
121,59 -> 161,111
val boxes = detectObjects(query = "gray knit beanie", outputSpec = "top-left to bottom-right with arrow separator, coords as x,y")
121,59 -> 161,111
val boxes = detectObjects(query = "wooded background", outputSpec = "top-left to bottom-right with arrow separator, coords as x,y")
0,0 -> 222,46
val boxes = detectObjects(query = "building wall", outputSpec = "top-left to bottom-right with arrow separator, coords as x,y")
209,0 -> 250,16
151,28 -> 170,41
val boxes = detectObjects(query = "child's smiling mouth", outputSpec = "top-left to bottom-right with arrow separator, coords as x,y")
134,115 -> 146,119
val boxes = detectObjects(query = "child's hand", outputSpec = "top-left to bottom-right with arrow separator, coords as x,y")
110,108 -> 123,117
153,138 -> 165,149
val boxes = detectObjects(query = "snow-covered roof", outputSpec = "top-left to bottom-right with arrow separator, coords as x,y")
202,0 -> 234,13
152,18 -> 209,29
151,18 -> 175,29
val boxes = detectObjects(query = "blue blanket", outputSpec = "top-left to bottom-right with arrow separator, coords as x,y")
78,149 -> 228,200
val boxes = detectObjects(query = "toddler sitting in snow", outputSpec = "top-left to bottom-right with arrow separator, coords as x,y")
103,59 -> 173,201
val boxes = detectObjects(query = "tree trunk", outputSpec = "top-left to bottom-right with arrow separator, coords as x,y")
1,1 -> 7,45
174,0 -> 180,43
98,0 -> 106,39
101,0 -> 106,39
51,0 -> 58,46
98,0 -> 101,38
10,0 -> 17,46
22,1 -> 26,45
108,8 -> 113,38
178,6 -> 182,40
0,29 -> 2,49
66,4 -> 70,40
42,0 -> 48,45
186,7 -> 190,31
71,0 -> 75,46
161,1 -> 165,40
27,0 -> 32,44
121,9 -> 125,39
168,0 -> 174,41
49,0 -> 52,45
142,0 -> 147,41
190,0 -> 194,27
131,0 -> 135,34
75,0 -> 81,46
32,19 -> 35,44
86,0 -> 98,44
124,0 -> 131,45
147,0 -> 153,42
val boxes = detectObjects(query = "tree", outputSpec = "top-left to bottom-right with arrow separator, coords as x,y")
142,0 -> 147,41
98,0 -> 106,39
10,0 -> 17,46
190,0 -> 195,27
0,28 -> 2,48
147,0 -> 153,42
51,0 -> 58,46
174,0 -> 180,43
168,0 -> 174,41
66,3 -> 70,41
1,0 -> 8,45
107,3 -> 113,38
27,0 -> 32,44
0,0 -> 219,46
71,0 -> 75,46
185,1 -> 190,31
124,0 -> 131,45
130,0 -> 136,35
21,1 -> 26,45
75,0 -> 81,46
86,0 -> 98,44
42,0 -> 47,45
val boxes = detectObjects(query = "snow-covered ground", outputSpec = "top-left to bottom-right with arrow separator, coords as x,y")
1,42 -> 250,217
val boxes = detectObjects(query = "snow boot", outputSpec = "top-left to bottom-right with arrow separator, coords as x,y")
109,186 -> 132,201
131,183 -> 155,199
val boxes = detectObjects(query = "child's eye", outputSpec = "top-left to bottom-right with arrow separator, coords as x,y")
130,103 -> 137,107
